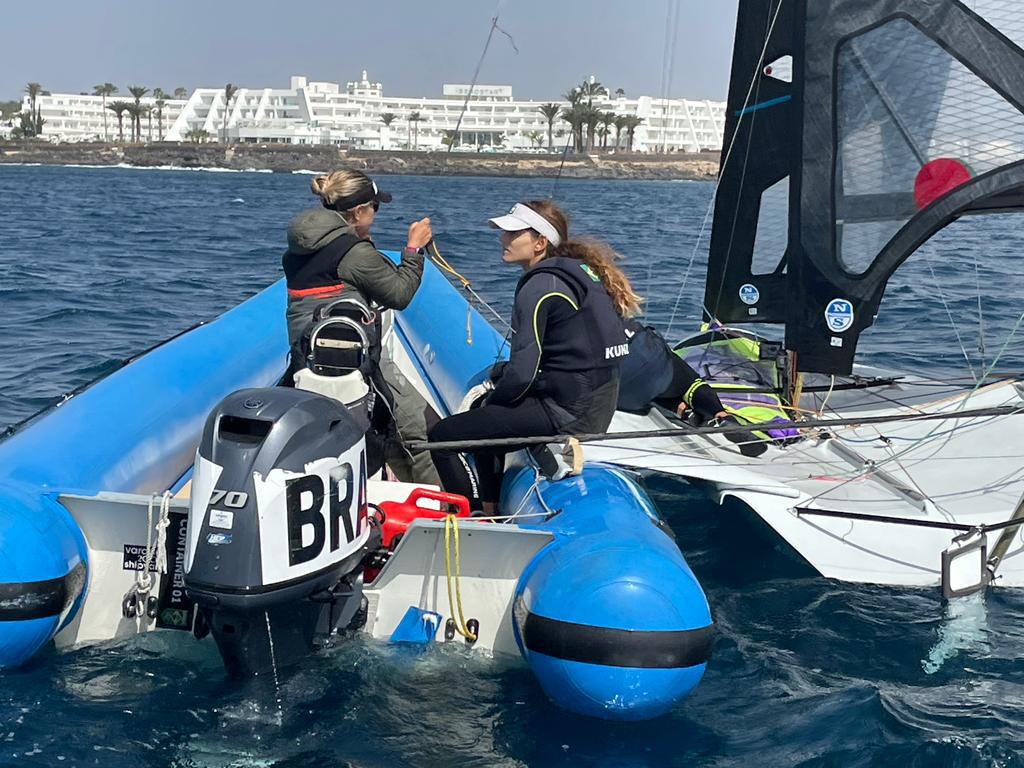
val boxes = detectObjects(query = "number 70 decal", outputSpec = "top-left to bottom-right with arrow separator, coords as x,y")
209,490 -> 249,508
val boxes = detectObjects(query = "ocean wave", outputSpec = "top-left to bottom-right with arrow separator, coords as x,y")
3,162 -> 277,174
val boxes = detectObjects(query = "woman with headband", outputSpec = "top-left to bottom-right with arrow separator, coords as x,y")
428,200 -> 634,513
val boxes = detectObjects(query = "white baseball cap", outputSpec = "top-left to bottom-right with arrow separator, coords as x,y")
488,203 -> 562,247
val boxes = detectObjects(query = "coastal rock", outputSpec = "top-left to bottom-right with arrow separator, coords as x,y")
0,141 -> 719,180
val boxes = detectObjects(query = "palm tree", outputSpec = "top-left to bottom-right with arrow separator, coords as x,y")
127,85 -> 148,142
538,103 -> 561,151
184,127 -> 210,143
25,83 -> 42,136
559,104 -> 584,152
580,79 -> 606,104
599,111 -> 617,149
408,111 -> 422,150
173,87 -> 188,100
525,130 -> 544,149
624,115 -> 644,152
152,89 -> 166,141
613,114 -> 628,149
582,104 -> 601,152
379,112 -> 396,150
107,101 -> 131,142
563,87 -> 582,106
125,103 -> 145,142
615,88 -> 626,99
579,79 -> 607,151
222,83 -> 238,143
93,83 -> 117,141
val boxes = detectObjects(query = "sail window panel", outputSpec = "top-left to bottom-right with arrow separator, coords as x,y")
751,176 -> 789,275
967,0 -> 1024,53
835,18 -> 1024,275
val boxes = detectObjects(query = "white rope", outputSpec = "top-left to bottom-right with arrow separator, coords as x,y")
130,491 -> 173,599
816,375 -> 836,418
153,491 -> 172,576
135,494 -> 157,593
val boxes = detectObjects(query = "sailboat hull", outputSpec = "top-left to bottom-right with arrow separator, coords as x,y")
588,375 -> 1024,588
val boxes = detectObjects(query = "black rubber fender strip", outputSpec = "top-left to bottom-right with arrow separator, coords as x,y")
0,561 -> 87,621
517,598 -> 714,669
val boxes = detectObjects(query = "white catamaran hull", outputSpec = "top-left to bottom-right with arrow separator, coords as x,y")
587,374 -> 1024,588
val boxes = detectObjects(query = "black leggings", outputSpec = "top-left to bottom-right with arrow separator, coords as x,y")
654,354 -> 725,420
428,397 -> 559,508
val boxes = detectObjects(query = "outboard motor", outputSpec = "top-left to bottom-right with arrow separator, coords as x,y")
184,387 -> 377,676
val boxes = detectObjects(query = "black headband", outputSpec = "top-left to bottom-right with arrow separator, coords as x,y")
324,180 -> 393,212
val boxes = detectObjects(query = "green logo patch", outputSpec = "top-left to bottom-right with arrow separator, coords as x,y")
580,263 -> 601,282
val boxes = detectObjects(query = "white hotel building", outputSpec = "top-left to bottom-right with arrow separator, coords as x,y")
18,92 -> 189,142
25,72 -> 725,153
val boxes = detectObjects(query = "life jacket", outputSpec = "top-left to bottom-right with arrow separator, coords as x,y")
514,256 -> 629,374
282,232 -> 365,299
283,234 -> 395,473
617,319 -> 675,412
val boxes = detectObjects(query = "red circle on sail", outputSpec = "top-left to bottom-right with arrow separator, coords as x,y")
914,158 -> 973,210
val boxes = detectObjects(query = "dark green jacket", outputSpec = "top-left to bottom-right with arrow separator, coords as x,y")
286,207 -> 424,307
284,207 -> 425,358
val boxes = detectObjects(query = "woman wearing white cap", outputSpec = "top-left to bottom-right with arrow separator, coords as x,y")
428,200 -> 639,513
282,168 -> 439,483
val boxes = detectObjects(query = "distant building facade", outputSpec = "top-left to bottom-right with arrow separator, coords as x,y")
25,72 -> 726,153
20,92 -> 188,142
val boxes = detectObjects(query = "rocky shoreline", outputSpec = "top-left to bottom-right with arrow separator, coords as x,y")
0,141 -> 719,180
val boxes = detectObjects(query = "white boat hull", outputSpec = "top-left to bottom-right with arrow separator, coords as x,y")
587,375 -> 1024,588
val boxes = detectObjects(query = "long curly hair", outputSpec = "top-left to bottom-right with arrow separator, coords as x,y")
523,199 -> 643,318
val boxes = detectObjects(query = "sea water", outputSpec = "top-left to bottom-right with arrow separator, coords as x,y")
2,164 -> 1024,767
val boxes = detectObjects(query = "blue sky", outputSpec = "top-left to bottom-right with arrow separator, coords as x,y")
4,1 -> 740,102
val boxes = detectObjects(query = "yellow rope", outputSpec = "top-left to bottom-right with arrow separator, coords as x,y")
443,514 -> 478,642
430,241 -> 471,288
430,241 -> 474,345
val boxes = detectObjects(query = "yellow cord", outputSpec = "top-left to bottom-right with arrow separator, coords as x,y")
430,241 -> 474,345
430,241 -> 472,289
443,514 -> 478,642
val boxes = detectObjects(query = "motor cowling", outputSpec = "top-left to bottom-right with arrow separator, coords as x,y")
184,387 -> 376,675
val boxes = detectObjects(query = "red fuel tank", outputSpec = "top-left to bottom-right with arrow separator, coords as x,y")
377,488 -> 472,550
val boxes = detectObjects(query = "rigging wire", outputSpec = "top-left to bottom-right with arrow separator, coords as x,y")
974,249 -> 987,370
923,252 -> 979,382
796,312 -> 1024,507
658,0 -> 681,155
446,1 -> 518,156
423,1 -> 516,349
644,0 -> 683,311
549,130 -> 575,200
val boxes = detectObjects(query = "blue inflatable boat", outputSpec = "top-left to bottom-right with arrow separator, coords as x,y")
0,254 -> 713,720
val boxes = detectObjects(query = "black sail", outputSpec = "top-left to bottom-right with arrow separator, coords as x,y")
705,0 -> 1024,374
